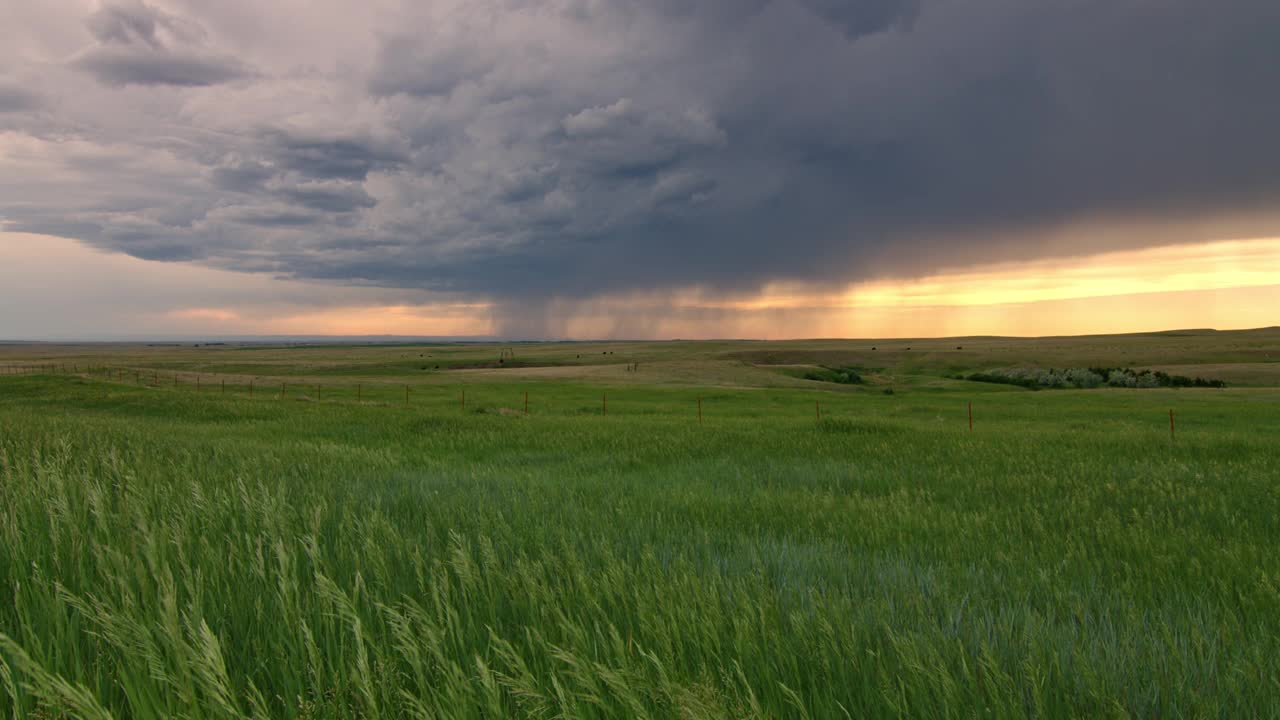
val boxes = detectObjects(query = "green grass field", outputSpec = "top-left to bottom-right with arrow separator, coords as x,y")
1,329 -> 1278,718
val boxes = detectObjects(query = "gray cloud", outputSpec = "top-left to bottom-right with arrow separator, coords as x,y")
70,0 -> 247,86
2,0 -> 1279,334
798,0 -> 921,38
276,181 -> 377,213
368,34 -> 488,98
0,82 -> 42,112
259,130 -> 408,180
217,206 -> 323,228
209,160 -> 275,192
72,46 -> 246,86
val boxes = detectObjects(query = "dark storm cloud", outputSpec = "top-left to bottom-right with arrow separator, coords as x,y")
3,0 -> 1280,333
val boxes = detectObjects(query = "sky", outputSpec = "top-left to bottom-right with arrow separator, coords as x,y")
1,0 -> 1278,340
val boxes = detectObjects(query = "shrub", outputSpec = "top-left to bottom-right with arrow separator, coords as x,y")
967,366 -> 1225,390
1064,368 -> 1104,389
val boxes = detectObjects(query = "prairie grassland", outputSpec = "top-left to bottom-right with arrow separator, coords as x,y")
1,331 -> 1279,718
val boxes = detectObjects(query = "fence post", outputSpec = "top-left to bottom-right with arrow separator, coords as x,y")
698,397 -> 703,425
250,380 -> 254,397
1170,409 -> 1175,441
968,401 -> 973,432
462,390 -> 466,409
358,383 -> 362,402
816,400 -> 821,422
603,393 -> 607,417
524,391 -> 529,415
317,385 -> 321,402
405,385 -> 410,406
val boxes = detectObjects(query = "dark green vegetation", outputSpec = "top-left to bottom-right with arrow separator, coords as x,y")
793,366 -> 865,385
964,367 -> 1229,390
1,328 -> 1279,718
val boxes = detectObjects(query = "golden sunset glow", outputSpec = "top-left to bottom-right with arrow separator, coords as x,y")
689,236 -> 1280,312
251,305 -> 497,336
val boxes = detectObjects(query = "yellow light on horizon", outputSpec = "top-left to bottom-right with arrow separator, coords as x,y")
842,236 -> 1280,309
659,236 -> 1280,314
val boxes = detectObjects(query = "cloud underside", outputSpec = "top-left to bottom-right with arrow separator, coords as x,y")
2,0 -> 1280,334
71,46 -> 246,86
0,83 -> 43,112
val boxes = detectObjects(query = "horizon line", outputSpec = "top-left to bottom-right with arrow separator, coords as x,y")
3,326 -> 1277,346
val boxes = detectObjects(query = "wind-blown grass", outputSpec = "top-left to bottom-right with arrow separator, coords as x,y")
1,372 -> 1278,718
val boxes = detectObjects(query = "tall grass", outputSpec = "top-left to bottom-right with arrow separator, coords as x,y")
1,375 -> 1278,717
